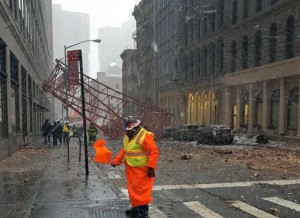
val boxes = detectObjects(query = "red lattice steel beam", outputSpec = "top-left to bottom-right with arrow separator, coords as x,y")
43,59 -> 172,139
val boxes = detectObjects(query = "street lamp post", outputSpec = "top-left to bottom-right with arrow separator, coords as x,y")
63,39 -> 101,121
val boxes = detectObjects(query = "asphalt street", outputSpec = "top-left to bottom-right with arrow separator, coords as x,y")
97,138 -> 300,218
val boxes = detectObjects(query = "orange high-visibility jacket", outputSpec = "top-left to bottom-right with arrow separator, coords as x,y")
112,128 -> 159,207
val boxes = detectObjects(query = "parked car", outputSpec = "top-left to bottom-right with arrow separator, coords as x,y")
173,125 -> 202,142
196,125 -> 234,145
163,127 -> 179,139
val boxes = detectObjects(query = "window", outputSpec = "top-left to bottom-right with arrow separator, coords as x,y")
232,0 -> 238,25
209,43 -> 215,75
269,23 -> 277,63
218,0 -> 224,27
231,40 -> 237,72
202,17 -> 207,35
243,0 -> 249,19
256,0 -> 263,12
270,0 -> 278,5
0,77 -> 8,140
254,30 -> 262,66
10,52 -> 20,132
210,11 -> 216,32
197,18 -> 201,38
217,40 -> 224,73
286,16 -> 295,59
241,35 -> 248,69
202,47 -> 207,76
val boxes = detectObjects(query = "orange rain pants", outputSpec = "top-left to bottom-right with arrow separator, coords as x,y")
112,133 -> 159,207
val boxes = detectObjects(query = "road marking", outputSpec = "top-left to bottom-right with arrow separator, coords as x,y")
230,201 -> 277,218
184,201 -> 224,218
263,197 -> 300,212
153,179 -> 300,191
120,188 -> 129,199
107,171 -> 121,179
149,205 -> 168,218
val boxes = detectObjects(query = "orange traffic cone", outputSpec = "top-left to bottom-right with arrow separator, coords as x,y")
93,139 -> 112,164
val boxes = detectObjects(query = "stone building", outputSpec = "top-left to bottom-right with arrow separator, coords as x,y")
120,49 -> 139,116
153,0 -> 300,139
132,0 -> 155,104
0,1 -> 53,159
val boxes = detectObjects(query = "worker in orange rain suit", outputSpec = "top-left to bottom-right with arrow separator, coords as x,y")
111,116 -> 159,218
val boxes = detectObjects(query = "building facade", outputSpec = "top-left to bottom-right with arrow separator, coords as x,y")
0,1 -> 53,160
120,49 -> 138,116
132,0 -> 155,104
131,0 -> 300,139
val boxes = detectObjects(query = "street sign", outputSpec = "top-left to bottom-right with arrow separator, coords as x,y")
67,50 -> 80,85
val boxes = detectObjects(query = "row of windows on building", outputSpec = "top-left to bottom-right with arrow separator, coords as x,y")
0,38 -> 45,140
183,15 -> 297,81
185,0 -> 279,44
5,0 -> 50,75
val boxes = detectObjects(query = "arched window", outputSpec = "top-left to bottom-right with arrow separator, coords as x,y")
231,40 -> 237,72
255,30 -> 262,66
232,0 -> 237,25
287,87 -> 299,130
243,0 -> 249,19
269,89 -> 280,129
286,16 -> 295,59
241,35 -> 248,69
269,23 -> 277,63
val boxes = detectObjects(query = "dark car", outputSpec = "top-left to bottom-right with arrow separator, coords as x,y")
163,127 -> 179,139
197,125 -> 234,145
173,125 -> 202,142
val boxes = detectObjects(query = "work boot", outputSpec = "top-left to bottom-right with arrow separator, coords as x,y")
125,207 -> 138,217
136,205 -> 149,218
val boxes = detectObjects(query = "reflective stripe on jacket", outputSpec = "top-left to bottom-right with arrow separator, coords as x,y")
123,127 -> 153,167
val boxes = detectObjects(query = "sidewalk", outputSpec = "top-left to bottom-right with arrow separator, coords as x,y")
0,139 -> 129,218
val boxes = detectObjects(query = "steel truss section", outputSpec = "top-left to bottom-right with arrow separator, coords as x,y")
43,59 -> 172,139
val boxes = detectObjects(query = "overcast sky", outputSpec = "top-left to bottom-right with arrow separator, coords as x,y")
52,0 -> 140,77
52,0 -> 139,28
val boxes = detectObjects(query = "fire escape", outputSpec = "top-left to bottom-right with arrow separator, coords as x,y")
43,59 -> 172,139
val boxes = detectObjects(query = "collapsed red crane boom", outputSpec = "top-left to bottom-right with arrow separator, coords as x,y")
43,59 -> 172,139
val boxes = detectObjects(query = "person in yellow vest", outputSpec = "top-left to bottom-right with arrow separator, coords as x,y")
111,116 -> 159,218
63,121 -> 70,145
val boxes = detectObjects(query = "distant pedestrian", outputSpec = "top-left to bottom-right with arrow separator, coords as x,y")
63,121 -> 70,145
111,116 -> 159,218
52,121 -> 57,145
52,120 -> 63,145
41,119 -> 52,145
88,122 -> 98,145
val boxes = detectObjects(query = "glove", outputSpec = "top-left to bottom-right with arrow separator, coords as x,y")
147,167 -> 155,178
111,162 -> 116,167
